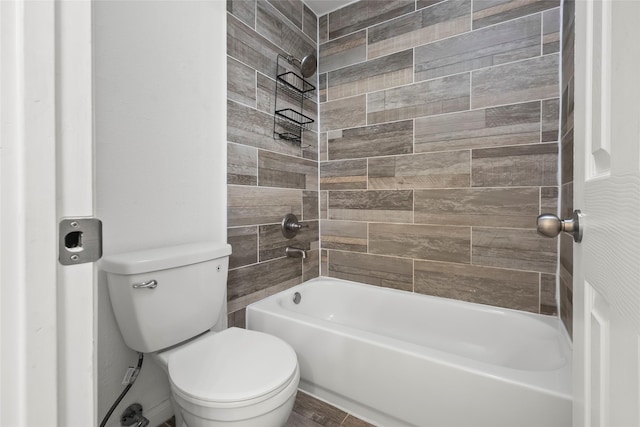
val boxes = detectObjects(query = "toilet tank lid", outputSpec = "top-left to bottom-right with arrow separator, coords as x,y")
101,242 -> 232,275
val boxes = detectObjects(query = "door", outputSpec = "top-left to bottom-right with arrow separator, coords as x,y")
574,1 -> 640,426
0,1 -> 96,425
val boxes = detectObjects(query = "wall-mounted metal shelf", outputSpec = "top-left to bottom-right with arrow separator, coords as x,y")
273,55 -> 315,146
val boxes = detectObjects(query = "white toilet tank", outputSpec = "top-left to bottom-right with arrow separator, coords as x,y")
102,242 -> 232,353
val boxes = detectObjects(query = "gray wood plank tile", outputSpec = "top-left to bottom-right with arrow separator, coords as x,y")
227,142 -> 258,185
319,73 -> 327,103
320,132 -> 328,161
228,100 -> 301,157
228,308 -> 246,329
321,249 -> 328,275
303,249 -> 320,282
560,273 -> 572,337
327,50 -> 413,100
228,185 -> 302,226
415,101 -> 540,153
328,121 -> 413,160
561,75 -> 574,140
414,187 -> 539,228
319,30 -> 366,74
228,13 -> 283,77
472,0 -> 559,29
471,54 -> 559,109
302,130 -> 318,161
369,223 -> 471,263
471,143 -> 558,187
228,0 -> 256,29
227,256 -> 302,309
328,250 -> 413,291
320,95 -> 366,132
268,0 -> 303,29
257,0 -> 314,61
561,128 -> 573,185
319,14 -> 328,44
320,220 -> 368,252
303,4 -> 317,42
368,0 -> 471,59
541,98 -> 560,142
560,181 -> 572,219
228,57 -> 257,107
328,0 -> 415,40
259,220 -> 318,261
414,260 -> 540,312
258,150 -> 318,190
328,190 -> 413,222
472,227 -> 557,273
540,273 -> 557,315
303,190 -> 319,220
414,13 -> 540,82
320,159 -> 367,190
417,0 -> 447,10
368,151 -> 470,189
541,186 -> 559,216
228,226 -> 258,269
543,7 -> 560,54
560,231 -> 572,276
367,73 -> 470,124
320,191 -> 328,219
256,72 -> 276,114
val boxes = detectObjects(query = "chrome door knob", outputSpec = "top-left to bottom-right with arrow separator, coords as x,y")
536,210 -> 583,243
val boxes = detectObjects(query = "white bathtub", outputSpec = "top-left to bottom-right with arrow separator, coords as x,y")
246,277 -> 572,427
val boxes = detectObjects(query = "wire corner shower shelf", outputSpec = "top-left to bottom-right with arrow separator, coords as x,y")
273,55 -> 316,146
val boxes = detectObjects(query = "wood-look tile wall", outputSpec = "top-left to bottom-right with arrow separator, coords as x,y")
319,0 -> 562,315
560,0 -> 575,336
226,0 -> 319,324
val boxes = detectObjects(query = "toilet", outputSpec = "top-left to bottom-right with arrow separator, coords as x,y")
102,242 -> 300,427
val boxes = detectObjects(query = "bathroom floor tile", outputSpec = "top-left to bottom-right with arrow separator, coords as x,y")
158,392 -> 375,427
285,391 -> 376,427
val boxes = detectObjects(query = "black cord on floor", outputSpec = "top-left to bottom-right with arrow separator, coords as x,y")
99,352 -> 144,427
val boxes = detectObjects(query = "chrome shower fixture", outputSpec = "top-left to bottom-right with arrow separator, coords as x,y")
285,53 -> 317,78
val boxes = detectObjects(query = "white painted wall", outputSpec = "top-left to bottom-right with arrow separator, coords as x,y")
93,1 -> 227,424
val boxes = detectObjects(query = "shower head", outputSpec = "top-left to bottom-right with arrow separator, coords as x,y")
286,53 -> 317,78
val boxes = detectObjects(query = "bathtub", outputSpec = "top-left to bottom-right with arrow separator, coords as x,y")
246,277 -> 572,427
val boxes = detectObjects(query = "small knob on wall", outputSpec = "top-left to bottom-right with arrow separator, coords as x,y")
536,210 -> 583,243
281,213 -> 307,239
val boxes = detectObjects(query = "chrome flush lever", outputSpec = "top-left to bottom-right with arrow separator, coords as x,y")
536,210 -> 583,243
132,279 -> 158,289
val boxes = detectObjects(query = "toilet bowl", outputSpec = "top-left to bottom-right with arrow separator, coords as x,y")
154,328 -> 299,427
102,243 -> 300,427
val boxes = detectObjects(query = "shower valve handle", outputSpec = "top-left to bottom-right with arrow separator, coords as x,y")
281,213 -> 307,239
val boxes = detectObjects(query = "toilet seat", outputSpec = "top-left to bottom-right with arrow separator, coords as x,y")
168,327 -> 298,409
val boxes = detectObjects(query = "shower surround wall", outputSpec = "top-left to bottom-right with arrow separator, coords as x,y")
226,0 -> 320,325
318,0 -> 562,314
560,0 -> 575,335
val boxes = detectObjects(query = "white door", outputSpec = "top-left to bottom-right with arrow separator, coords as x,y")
0,1 -> 96,426
573,1 -> 640,426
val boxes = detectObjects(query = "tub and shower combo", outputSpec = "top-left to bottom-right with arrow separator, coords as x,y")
247,278 -> 572,427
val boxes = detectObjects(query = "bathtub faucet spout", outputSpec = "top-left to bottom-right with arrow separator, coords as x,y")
285,247 -> 307,259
